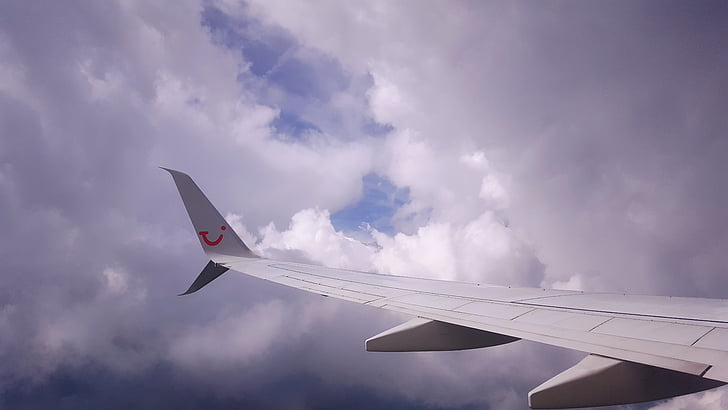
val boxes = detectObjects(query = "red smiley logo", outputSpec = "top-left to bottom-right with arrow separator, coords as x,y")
199,225 -> 226,246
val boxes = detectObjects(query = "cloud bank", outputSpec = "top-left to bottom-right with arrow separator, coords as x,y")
1,1 -> 727,408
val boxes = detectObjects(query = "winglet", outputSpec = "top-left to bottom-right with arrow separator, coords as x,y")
162,168 -> 257,260
178,260 -> 229,296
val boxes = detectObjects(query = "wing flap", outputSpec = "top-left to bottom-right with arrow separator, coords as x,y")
455,301 -> 534,320
695,328 -> 728,350
513,309 -> 611,331
591,318 -> 712,346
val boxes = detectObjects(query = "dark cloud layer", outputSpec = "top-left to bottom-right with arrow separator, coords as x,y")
1,1 -> 727,409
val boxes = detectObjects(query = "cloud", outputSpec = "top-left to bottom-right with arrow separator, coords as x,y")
650,389 -> 728,410
1,0 -> 727,409
251,0 -> 728,295
255,207 -> 375,269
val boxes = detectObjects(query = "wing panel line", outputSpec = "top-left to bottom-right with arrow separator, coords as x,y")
517,301 -> 728,326
265,262 -> 728,326
380,303 -> 716,379
692,328 -> 718,347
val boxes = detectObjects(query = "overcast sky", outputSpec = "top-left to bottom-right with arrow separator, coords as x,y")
1,1 -> 727,409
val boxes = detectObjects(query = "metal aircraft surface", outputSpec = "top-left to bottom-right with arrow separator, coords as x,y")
163,168 -> 728,409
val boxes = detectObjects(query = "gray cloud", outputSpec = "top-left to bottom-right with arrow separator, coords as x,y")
1,1 -> 727,409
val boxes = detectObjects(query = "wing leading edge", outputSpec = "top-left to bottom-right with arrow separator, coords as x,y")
164,168 -> 728,408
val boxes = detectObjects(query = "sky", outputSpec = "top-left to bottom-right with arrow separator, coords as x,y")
1,1 -> 727,409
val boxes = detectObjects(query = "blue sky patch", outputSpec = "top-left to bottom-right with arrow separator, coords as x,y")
201,6 -> 293,77
266,52 -> 349,100
361,117 -> 394,137
202,5 -> 346,100
331,173 -> 409,234
271,111 -> 321,139
201,5 -> 394,142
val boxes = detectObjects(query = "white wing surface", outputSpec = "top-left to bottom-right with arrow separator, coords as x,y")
164,168 -> 727,409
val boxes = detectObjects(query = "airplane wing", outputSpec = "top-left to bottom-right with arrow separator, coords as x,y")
163,168 -> 728,409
